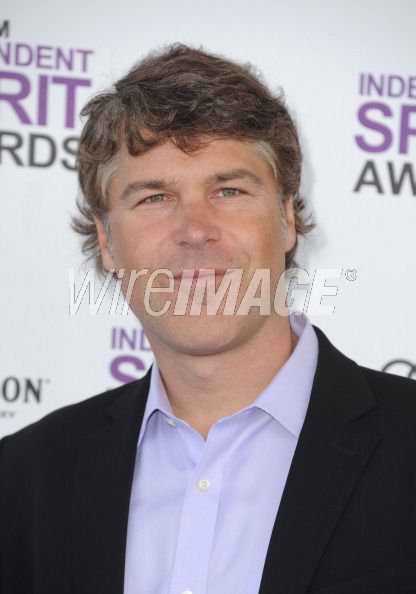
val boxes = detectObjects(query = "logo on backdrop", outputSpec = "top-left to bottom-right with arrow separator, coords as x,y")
353,73 -> 416,197
382,359 -> 416,381
0,19 -> 94,170
0,375 -> 50,419
109,327 -> 152,385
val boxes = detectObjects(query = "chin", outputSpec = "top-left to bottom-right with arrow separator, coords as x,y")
168,312 -> 264,355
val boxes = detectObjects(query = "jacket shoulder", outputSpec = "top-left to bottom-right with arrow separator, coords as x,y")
313,324 -> 416,412
360,365 -> 416,407
353,366 -> 416,452
0,378 -> 145,455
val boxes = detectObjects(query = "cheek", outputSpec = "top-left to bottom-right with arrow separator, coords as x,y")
111,219 -> 151,267
250,213 -> 284,257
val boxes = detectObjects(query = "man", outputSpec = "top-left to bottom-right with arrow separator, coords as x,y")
1,43 -> 415,594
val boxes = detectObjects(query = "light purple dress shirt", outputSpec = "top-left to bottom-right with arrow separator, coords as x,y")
124,312 -> 319,594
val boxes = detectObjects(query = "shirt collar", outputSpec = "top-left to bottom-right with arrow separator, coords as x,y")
137,311 -> 318,447
249,311 -> 318,437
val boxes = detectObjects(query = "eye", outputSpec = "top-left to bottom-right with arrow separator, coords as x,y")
138,193 -> 166,205
217,187 -> 242,198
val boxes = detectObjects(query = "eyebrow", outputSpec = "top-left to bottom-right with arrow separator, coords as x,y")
119,168 -> 265,202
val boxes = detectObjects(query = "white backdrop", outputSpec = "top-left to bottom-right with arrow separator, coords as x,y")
1,0 -> 415,437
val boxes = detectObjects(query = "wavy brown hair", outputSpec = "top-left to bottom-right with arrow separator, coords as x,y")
72,42 -> 314,274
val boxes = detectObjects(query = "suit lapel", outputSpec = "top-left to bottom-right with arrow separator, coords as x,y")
259,326 -> 381,594
71,366 -> 152,594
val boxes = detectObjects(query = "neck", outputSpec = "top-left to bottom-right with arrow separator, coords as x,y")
147,314 -> 297,440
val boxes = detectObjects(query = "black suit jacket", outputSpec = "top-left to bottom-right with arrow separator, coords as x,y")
1,326 -> 416,594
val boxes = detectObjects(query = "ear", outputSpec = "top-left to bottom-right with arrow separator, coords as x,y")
283,194 -> 297,254
94,216 -> 115,272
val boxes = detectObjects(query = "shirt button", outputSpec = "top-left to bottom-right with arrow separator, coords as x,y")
166,418 -> 177,427
197,479 -> 210,491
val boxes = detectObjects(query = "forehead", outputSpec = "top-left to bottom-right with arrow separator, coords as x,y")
114,136 -> 276,184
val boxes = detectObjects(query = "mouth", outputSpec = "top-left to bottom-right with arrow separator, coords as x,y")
173,268 -> 229,281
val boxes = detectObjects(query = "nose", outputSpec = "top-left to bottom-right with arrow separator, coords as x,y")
170,200 -> 221,249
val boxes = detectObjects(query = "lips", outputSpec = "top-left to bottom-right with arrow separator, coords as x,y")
173,269 -> 228,280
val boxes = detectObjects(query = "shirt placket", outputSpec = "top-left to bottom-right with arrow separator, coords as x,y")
168,421 -> 231,594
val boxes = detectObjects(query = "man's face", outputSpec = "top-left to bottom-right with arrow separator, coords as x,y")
96,136 -> 296,357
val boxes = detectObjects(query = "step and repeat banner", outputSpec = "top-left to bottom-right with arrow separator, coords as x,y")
1,0 -> 415,437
